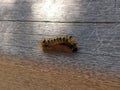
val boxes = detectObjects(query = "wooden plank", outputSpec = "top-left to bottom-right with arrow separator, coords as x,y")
0,21 -> 120,72
0,0 -> 41,3
0,22 -> 120,56
1,43 -> 120,73
0,0 -> 120,73
0,0 -> 118,22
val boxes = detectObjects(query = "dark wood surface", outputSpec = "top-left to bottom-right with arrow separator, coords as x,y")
0,0 -> 120,74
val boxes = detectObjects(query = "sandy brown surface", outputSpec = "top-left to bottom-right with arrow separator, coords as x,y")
0,56 -> 119,90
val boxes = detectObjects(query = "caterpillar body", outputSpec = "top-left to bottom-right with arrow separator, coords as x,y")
40,36 -> 79,53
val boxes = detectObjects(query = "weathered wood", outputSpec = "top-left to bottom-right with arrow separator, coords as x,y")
0,42 -> 120,73
0,0 -> 120,73
0,21 -> 120,73
0,22 -> 120,55
0,0 -> 118,22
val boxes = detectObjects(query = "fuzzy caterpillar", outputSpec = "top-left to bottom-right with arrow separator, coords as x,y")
40,36 -> 79,53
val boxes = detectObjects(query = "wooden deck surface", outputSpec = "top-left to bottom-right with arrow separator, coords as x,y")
0,0 -> 120,74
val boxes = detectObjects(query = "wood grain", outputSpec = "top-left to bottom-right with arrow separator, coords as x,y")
0,21 -> 120,73
0,0 -> 119,22
0,0 -> 120,74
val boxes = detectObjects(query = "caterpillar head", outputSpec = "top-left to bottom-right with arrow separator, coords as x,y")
72,47 -> 78,52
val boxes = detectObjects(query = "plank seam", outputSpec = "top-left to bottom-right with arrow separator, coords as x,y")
0,20 -> 119,24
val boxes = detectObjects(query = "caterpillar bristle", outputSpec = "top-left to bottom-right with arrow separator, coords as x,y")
43,40 -> 45,43
69,36 -> 72,39
63,37 -> 65,41
48,40 -> 50,43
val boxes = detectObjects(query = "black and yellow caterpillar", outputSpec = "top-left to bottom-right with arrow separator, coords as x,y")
40,36 -> 78,52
